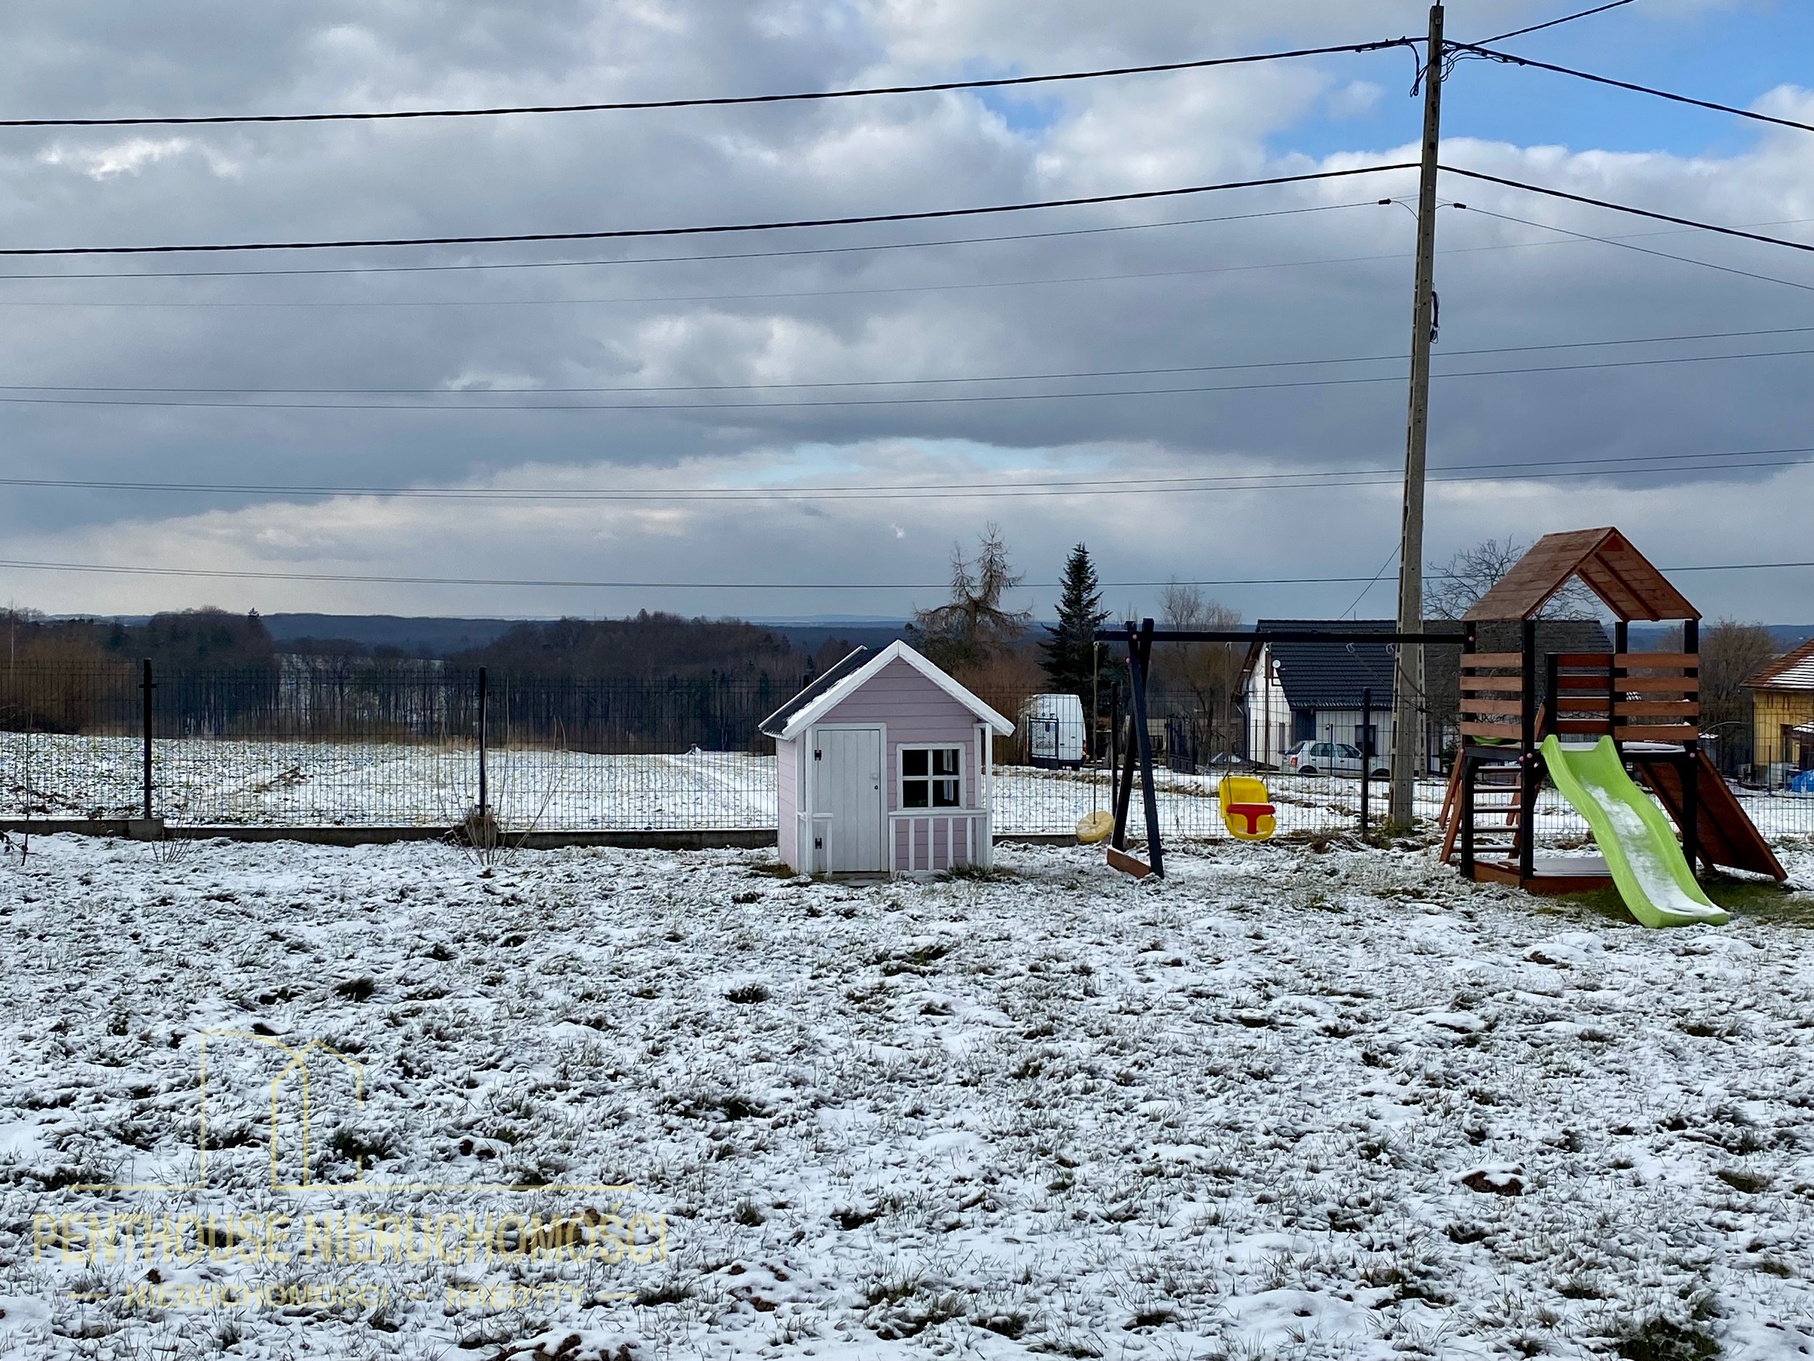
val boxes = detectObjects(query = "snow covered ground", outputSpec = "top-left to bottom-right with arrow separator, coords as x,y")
2,833 -> 1812,1359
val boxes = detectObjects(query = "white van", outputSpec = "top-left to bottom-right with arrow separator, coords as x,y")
1020,693 -> 1086,768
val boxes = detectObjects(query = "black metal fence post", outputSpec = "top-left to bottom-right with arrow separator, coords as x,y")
1519,619 -> 1538,882
1360,687 -> 1372,841
1544,652 -> 1561,741
477,665 -> 489,819
140,659 -> 154,820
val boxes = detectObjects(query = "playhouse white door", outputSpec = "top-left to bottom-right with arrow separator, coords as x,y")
814,728 -> 883,872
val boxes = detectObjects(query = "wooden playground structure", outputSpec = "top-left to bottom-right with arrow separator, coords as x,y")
1099,618 -> 1457,878
1438,527 -> 1785,892
1096,528 -> 1784,914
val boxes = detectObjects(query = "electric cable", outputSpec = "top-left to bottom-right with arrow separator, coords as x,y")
1,320 -> 1808,394
0,164 -> 1418,257
1475,1 -> 1637,46
1441,167 -> 1814,256
0,340 -> 1809,410
1453,41 -> 1814,137
1458,203 -> 1814,294
0,201 -> 1388,283
0,557 -> 1801,591
7,443 -> 1809,504
0,39 -> 1415,128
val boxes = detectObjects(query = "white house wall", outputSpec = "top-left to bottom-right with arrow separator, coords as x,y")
1244,645 -> 1293,767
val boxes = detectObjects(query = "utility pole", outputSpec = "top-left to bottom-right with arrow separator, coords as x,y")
1389,2 -> 1444,831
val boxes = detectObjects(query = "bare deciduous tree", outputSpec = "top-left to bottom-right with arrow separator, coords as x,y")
1648,619 -> 1779,771
1152,582 -> 1243,765
1425,537 -> 1599,621
909,524 -> 1032,674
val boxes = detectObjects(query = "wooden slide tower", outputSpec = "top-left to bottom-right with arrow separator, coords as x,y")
1439,528 -> 1784,891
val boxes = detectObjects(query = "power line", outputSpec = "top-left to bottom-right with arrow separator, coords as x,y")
0,557 -> 1801,592
1441,167 -> 1814,256
0,251 -> 1426,309
0,164 -> 1418,257
1475,1 -> 1637,46
7,198 -> 1808,287
0,202 -> 1385,283
10,443 -> 1809,504
6,321 -> 1814,395
6,211 -> 1810,311
8,228 -> 1804,310
0,39 -> 1413,128
1340,543 -> 1401,618
1459,204 -> 1814,295
2,341 -> 1811,411
1455,41 -> 1814,137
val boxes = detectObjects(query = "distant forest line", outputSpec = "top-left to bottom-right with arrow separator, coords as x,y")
1,607 -> 864,686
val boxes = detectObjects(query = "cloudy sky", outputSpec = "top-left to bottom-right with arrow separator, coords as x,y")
0,0 -> 1810,625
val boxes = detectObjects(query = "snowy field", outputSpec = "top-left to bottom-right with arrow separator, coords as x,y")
11,733 -> 1809,841
3,833 -> 1813,1359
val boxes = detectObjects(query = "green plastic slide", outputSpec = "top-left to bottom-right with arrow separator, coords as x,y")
1538,735 -> 1728,929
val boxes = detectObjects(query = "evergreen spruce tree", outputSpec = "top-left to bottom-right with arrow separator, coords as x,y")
1041,544 -> 1109,702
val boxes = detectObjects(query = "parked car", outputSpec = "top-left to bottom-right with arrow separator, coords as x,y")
1282,740 -> 1388,778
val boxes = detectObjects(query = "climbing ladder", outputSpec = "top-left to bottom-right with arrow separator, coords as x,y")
1440,630 -> 1780,886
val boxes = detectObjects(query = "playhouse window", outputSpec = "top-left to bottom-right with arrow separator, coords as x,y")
901,746 -> 962,808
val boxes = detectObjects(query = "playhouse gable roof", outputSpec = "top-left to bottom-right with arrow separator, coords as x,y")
1463,527 -> 1698,623
759,640 -> 1014,741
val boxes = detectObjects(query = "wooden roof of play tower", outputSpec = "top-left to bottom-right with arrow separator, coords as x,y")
1463,527 -> 1699,623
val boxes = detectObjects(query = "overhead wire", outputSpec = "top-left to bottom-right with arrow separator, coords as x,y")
0,251 -> 1431,309
0,164 -> 1418,257
0,38 -> 1415,128
9,201 -> 1813,289
1475,1 -> 1637,46
0,202 -> 1389,282
1,340 -> 1811,410
3,321 -> 1811,394
1453,41 -> 1814,137
8,443 -> 1811,504
1340,544 -> 1402,618
1440,167 -> 1814,256
1457,203 -> 1814,294
0,556 -> 1800,592
2,11 -> 1806,602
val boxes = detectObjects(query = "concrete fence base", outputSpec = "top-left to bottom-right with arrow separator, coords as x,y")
0,821 -> 1078,851
0,821 -> 775,851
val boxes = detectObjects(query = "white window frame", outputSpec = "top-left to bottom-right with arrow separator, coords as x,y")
898,742 -> 965,811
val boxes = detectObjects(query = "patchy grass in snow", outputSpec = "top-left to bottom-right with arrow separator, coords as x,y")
0,834 -> 1810,1359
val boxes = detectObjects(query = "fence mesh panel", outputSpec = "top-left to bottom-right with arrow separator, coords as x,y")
0,665 -> 1807,844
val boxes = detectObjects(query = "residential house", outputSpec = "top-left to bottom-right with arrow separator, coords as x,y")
1238,620 -> 1399,768
1746,638 -> 1814,784
1239,617 -> 1614,770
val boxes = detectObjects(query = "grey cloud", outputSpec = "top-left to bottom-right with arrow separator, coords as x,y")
0,0 -> 1801,624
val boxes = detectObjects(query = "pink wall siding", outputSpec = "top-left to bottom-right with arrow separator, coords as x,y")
775,736 -> 799,869
819,660 -> 981,812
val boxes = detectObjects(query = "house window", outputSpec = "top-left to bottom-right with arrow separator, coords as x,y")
901,746 -> 962,808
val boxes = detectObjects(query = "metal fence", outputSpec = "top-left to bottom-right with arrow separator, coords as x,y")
0,662 -> 1809,844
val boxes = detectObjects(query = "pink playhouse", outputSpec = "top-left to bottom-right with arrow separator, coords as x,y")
760,642 -> 1014,876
